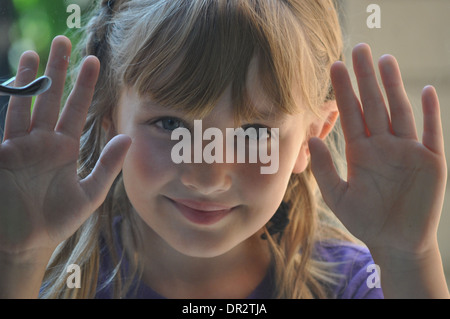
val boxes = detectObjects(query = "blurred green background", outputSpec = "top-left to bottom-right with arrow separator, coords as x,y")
0,0 -> 93,134
0,0 -> 93,80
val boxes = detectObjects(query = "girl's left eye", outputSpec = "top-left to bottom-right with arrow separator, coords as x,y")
241,124 -> 271,140
154,117 -> 186,131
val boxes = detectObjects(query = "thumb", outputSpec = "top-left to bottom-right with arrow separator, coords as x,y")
80,134 -> 132,210
308,137 -> 347,212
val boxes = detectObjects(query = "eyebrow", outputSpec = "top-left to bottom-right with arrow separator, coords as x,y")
244,99 -> 290,123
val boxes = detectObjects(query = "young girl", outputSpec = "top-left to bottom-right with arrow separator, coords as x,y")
0,0 -> 448,299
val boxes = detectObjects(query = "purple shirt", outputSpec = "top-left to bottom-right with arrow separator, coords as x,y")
95,220 -> 384,299
313,242 -> 384,299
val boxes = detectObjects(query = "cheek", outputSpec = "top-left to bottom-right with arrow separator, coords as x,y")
234,140 -> 298,218
122,132 -> 176,189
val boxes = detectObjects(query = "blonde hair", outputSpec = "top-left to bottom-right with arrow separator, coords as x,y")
41,0 -> 354,299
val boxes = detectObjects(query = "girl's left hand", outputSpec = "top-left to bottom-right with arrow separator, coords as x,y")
309,43 -> 447,256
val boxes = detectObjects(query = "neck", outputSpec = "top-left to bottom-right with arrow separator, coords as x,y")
122,212 -> 271,298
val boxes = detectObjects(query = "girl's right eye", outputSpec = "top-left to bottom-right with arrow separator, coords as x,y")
154,117 -> 186,132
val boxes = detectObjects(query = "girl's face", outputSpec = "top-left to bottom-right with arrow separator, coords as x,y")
113,62 -> 315,258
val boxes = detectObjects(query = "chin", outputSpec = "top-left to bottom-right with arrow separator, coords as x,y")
166,229 -> 247,259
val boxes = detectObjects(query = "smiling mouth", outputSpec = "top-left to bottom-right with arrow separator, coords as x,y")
167,197 -> 236,226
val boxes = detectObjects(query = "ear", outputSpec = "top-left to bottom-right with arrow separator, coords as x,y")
292,100 -> 339,174
311,100 -> 339,142
102,112 -> 118,142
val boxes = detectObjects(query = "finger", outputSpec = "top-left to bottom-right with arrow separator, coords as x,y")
80,135 -> 132,211
330,61 -> 368,143
31,36 -> 71,131
421,86 -> 445,155
55,56 -> 100,139
352,43 -> 391,135
3,51 -> 39,141
308,137 -> 347,214
378,54 -> 417,140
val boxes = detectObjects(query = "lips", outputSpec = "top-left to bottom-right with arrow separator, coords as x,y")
167,197 -> 235,225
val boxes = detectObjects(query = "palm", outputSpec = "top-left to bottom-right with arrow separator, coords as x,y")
0,36 -> 130,255
310,44 -> 447,253
342,134 -> 443,249
0,131 -> 83,249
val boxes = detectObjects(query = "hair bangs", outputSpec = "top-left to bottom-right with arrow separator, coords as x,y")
121,0 -> 306,124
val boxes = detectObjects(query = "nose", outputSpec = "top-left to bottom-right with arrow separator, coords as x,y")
180,162 -> 232,195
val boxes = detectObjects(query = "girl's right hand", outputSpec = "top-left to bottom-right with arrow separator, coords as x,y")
0,36 -> 131,260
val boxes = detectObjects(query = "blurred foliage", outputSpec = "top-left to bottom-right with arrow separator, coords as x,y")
0,0 -> 94,138
6,0 -> 94,77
